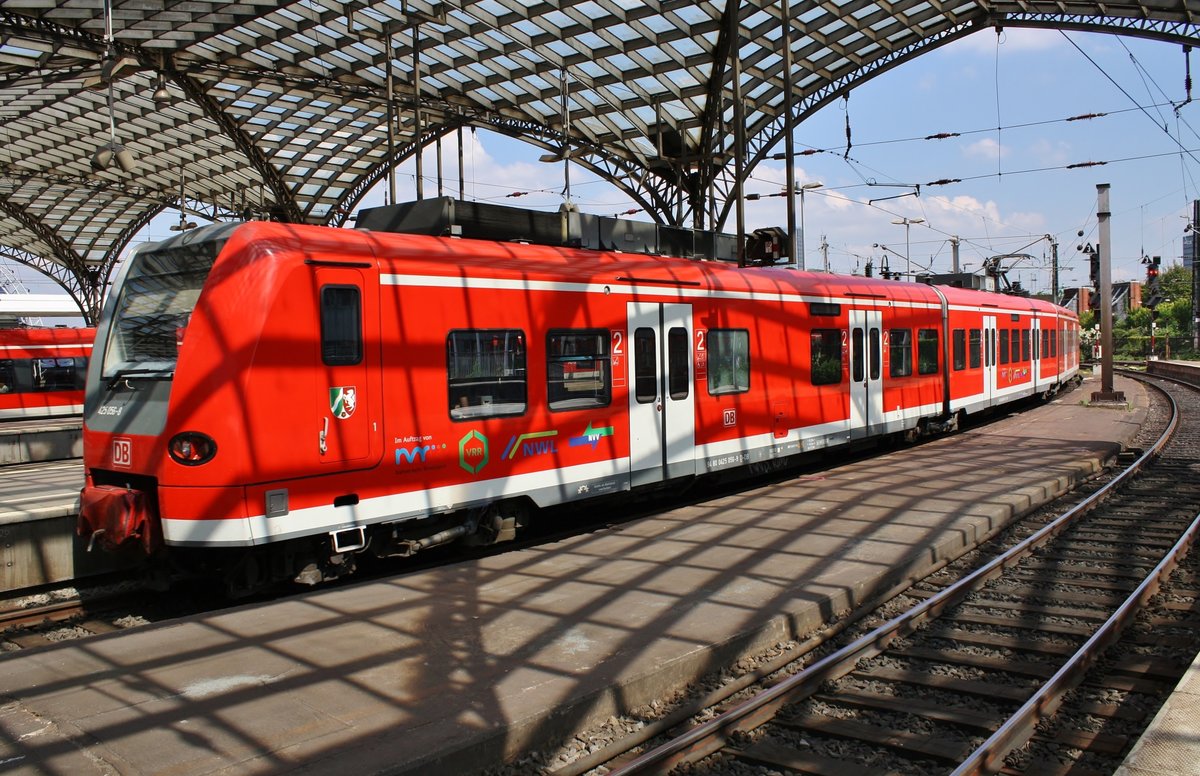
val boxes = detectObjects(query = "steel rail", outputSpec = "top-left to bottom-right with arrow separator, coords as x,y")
612,375 -> 1178,775
954,505 -> 1200,773
951,370 -> 1195,774
0,598 -> 87,630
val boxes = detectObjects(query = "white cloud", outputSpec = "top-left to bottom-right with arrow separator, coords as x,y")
962,137 -> 1009,160
1029,138 -> 1073,167
951,27 -> 1062,56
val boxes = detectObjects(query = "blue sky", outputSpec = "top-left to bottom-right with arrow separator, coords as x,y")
358,27 -> 1200,296
8,27 -> 1200,305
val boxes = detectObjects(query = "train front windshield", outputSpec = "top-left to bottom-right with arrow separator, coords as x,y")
100,236 -> 224,382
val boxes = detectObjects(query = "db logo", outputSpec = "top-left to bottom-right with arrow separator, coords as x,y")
723,409 -> 737,427
112,438 -> 132,468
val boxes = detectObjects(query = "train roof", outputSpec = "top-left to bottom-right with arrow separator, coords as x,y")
196,221 -> 1075,319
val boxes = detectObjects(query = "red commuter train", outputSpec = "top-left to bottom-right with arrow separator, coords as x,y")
0,326 -> 94,420
77,221 -> 1079,593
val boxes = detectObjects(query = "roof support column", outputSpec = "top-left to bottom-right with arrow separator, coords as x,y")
782,0 -> 798,269
731,6 -> 746,267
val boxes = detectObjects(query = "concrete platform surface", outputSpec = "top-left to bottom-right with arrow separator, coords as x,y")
0,418 -> 81,466
0,457 -> 104,593
1117,656 -> 1200,776
0,376 -> 1156,775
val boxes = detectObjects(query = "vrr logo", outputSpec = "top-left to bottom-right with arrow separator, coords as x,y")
458,430 -> 489,474
112,438 -> 132,468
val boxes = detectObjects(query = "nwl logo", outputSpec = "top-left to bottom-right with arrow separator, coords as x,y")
112,438 -> 132,468
521,439 -> 558,456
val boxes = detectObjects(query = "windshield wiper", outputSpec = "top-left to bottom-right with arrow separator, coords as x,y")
105,367 -> 175,390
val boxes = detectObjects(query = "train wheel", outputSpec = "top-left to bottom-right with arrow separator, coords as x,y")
466,500 -> 529,546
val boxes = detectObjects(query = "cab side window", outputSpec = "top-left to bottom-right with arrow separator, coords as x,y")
320,285 -> 362,366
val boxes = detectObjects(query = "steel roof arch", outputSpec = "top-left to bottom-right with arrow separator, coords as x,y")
3,1 -> 1200,323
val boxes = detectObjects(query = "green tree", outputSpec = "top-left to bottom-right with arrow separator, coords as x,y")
1158,263 -> 1191,306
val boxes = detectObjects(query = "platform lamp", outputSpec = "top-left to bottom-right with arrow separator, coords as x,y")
891,217 -> 924,279
91,0 -> 136,175
153,72 -> 171,108
90,78 -> 136,173
796,182 -> 823,270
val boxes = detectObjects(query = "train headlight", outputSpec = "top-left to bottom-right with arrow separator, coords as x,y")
168,432 -> 217,465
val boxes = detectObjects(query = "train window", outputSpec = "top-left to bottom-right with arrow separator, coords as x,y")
968,329 -> 981,369
547,330 -> 612,411
952,329 -> 966,371
999,330 -> 1009,364
708,329 -> 750,395
320,285 -> 362,366
810,329 -> 842,386
634,328 -> 657,403
889,329 -> 912,377
809,302 -> 841,317
33,358 -> 87,391
1010,329 -> 1020,362
851,329 -> 864,383
0,360 -> 15,394
1042,328 -> 1051,359
868,328 -> 881,380
447,329 -> 527,419
917,329 -> 939,374
1021,329 -> 1031,361
101,239 -> 217,378
667,327 -> 690,400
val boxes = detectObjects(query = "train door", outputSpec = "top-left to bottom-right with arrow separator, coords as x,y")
983,315 -> 998,402
627,302 -> 695,487
1031,318 -> 1042,386
314,264 -> 380,467
849,309 -> 883,440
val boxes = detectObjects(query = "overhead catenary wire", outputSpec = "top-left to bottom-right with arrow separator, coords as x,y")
783,101 -> 1178,157
1061,31 -> 1200,172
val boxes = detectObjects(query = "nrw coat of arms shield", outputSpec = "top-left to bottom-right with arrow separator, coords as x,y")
329,386 -> 357,419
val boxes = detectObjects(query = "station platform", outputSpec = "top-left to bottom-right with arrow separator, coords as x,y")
0,374 -> 1173,775
1117,358 -> 1200,776
1146,358 -> 1200,383
0,417 -> 80,466
0,452 -> 125,593
1116,658 -> 1200,776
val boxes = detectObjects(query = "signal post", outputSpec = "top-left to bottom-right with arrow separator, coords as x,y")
1092,184 -> 1124,403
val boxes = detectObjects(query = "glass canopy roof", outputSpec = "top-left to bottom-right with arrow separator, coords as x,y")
2,0 -> 1197,320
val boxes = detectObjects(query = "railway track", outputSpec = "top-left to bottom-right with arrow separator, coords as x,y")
541,372 -> 1200,776
0,585 -> 148,649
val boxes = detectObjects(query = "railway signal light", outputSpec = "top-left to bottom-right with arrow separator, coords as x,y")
1144,255 -> 1163,310
1080,238 -> 1099,292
